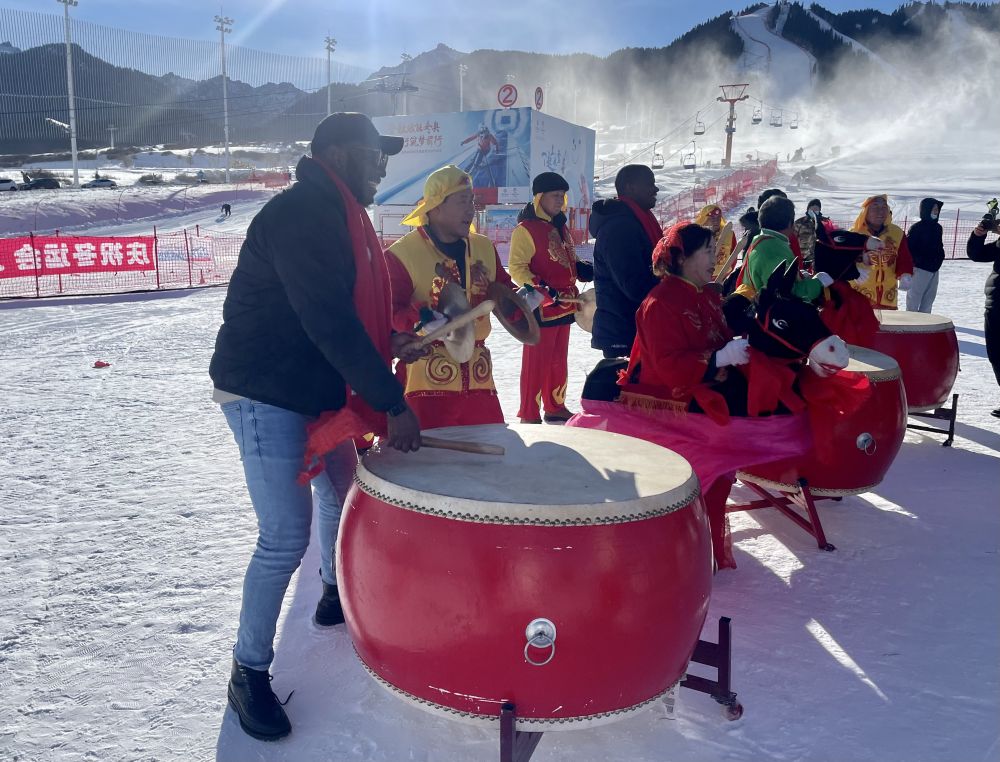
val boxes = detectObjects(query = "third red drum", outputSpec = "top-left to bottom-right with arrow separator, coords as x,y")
870,310 -> 959,411
336,424 -> 711,730
738,346 -> 907,496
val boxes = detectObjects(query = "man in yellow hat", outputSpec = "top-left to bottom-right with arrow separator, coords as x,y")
849,194 -> 914,309
386,164 -> 515,428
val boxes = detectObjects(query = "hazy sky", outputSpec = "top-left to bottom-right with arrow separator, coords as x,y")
14,0 -> 913,72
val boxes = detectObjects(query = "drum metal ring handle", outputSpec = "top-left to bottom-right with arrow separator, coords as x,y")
856,433 -> 877,456
524,618 -> 556,667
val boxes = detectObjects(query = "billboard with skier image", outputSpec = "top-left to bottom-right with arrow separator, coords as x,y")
372,108 -> 531,206
372,108 -> 593,209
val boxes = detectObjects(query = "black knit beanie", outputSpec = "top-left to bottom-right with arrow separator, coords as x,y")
532,172 -> 569,194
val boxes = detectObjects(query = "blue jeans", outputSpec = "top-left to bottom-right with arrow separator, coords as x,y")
222,399 -> 358,671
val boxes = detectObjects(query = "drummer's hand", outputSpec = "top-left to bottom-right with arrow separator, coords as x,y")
973,223 -> 987,237
386,405 -> 421,452
391,331 -> 430,363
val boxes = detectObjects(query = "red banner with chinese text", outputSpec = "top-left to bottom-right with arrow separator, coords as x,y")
0,235 -> 157,280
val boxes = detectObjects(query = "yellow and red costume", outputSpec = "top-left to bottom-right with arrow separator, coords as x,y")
386,167 -> 514,429
849,195 -> 914,309
509,190 -> 587,421
695,204 -> 738,280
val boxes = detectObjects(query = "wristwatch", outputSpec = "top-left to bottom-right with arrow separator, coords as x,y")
386,400 -> 408,417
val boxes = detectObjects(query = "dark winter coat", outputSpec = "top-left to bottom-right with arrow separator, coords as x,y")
209,155 -> 404,417
907,198 -> 946,273
588,199 -> 659,355
967,232 -> 999,315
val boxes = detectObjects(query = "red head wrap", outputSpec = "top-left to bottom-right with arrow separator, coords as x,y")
652,220 -> 697,269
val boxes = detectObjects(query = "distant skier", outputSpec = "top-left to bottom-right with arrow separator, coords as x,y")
221,203 -> 232,218
461,124 -> 499,181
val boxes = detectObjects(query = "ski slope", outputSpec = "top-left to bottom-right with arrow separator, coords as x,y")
732,8 -> 817,102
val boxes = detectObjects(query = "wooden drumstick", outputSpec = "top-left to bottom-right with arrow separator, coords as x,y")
420,436 -> 505,456
408,299 -> 496,350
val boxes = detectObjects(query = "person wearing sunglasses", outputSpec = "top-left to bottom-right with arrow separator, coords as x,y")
210,112 -> 425,741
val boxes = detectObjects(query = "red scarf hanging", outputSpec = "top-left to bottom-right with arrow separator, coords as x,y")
619,197 -> 664,246
299,165 -> 395,483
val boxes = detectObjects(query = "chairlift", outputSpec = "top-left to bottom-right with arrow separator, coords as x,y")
770,110 -> 783,127
752,108 -> 763,125
789,117 -> 799,130
651,151 -> 664,170
693,114 -> 706,136
682,152 -> 697,170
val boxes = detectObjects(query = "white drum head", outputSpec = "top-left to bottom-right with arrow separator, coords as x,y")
876,310 -> 954,333
846,345 -> 901,380
357,424 -> 698,525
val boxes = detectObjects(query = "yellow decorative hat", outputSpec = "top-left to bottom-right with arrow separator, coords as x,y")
851,194 -> 892,232
401,165 -> 473,227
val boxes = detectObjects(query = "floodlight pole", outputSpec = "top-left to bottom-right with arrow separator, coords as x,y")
57,0 -> 80,188
458,63 -> 468,112
215,14 -> 234,183
325,35 -> 337,116
717,83 -> 749,168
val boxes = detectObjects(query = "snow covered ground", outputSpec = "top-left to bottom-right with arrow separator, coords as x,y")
1,142 -> 998,762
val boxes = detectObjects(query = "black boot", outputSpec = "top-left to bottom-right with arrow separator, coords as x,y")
227,658 -> 292,741
314,582 -> 345,627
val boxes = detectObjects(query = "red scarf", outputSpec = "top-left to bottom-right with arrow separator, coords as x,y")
299,166 -> 395,483
619,197 -> 663,246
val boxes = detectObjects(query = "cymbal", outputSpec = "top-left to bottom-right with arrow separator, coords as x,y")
486,281 -> 540,345
574,288 -> 597,333
437,283 -> 476,363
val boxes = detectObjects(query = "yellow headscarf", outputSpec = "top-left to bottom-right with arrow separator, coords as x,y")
401,165 -> 473,227
694,204 -> 727,230
532,192 -> 568,220
850,194 -> 894,233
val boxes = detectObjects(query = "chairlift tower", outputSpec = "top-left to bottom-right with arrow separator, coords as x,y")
716,83 -> 749,168
214,14 -> 234,184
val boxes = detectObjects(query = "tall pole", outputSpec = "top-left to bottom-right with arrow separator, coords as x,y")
400,53 -> 412,116
458,63 -> 468,112
57,0 -> 79,188
717,83 -> 749,168
107,125 -> 116,150
215,14 -> 234,183
324,35 -> 336,117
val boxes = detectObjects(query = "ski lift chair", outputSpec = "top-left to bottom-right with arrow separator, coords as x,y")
694,119 -> 706,136
652,151 -> 665,170
752,108 -> 763,125
770,111 -> 783,127
789,117 -> 799,130
682,152 -> 697,170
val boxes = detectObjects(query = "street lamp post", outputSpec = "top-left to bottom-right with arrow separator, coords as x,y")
458,63 -> 468,112
56,0 -> 80,188
325,35 -> 337,117
214,14 -> 234,184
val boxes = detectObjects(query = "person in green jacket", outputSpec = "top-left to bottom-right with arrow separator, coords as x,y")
734,195 -> 832,302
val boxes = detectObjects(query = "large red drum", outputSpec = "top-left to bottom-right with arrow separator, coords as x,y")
738,346 -> 907,497
870,310 -> 959,411
337,424 -> 711,730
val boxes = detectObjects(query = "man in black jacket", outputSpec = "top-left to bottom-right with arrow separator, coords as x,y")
589,165 -> 661,358
967,219 -> 1000,416
210,112 -> 422,741
906,197 -> 945,313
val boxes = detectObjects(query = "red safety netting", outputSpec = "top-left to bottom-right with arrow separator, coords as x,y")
0,229 -> 244,299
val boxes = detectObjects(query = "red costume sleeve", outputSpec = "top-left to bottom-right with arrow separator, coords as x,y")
386,251 -> 421,333
634,292 -> 715,397
789,234 -> 804,267
896,234 -> 914,276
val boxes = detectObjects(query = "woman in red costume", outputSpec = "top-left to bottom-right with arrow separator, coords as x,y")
569,222 -> 816,570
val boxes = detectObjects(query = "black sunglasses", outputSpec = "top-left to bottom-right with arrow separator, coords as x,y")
356,146 -> 389,170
